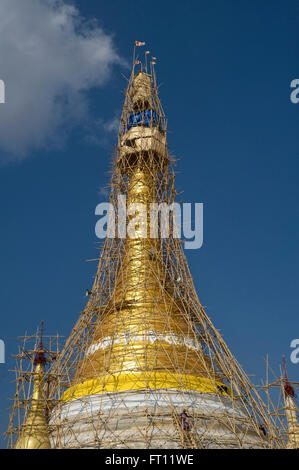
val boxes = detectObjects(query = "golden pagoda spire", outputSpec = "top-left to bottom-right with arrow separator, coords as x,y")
48,61 -> 273,449
282,357 -> 299,449
15,325 -> 51,449
61,71 -> 222,403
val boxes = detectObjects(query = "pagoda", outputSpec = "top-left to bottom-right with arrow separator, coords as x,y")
10,50 -> 294,449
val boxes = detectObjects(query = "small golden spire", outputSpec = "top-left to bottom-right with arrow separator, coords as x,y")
15,325 -> 51,449
282,357 -> 299,449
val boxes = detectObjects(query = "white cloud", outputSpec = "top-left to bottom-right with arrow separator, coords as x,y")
85,110 -> 121,147
0,0 -> 125,162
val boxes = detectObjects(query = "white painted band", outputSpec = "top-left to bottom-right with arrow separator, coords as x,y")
86,330 -> 200,357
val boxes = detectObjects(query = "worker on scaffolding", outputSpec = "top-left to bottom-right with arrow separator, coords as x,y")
258,419 -> 267,436
180,410 -> 190,431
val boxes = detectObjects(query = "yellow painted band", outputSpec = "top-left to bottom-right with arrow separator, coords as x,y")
61,372 -> 231,402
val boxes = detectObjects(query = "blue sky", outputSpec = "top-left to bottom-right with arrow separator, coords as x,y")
0,0 -> 298,447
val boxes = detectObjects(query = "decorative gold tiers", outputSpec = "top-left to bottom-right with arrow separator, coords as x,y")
62,373 -> 229,402
63,164 -> 224,401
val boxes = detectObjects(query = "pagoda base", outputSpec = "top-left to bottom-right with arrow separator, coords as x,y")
49,389 -> 268,449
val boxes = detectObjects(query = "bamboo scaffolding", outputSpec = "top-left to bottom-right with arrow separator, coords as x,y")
6,57 -> 297,449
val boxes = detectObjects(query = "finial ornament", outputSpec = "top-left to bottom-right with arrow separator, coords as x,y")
34,321 -> 47,366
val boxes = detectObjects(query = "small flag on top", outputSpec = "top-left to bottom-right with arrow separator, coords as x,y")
135,41 -> 145,46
